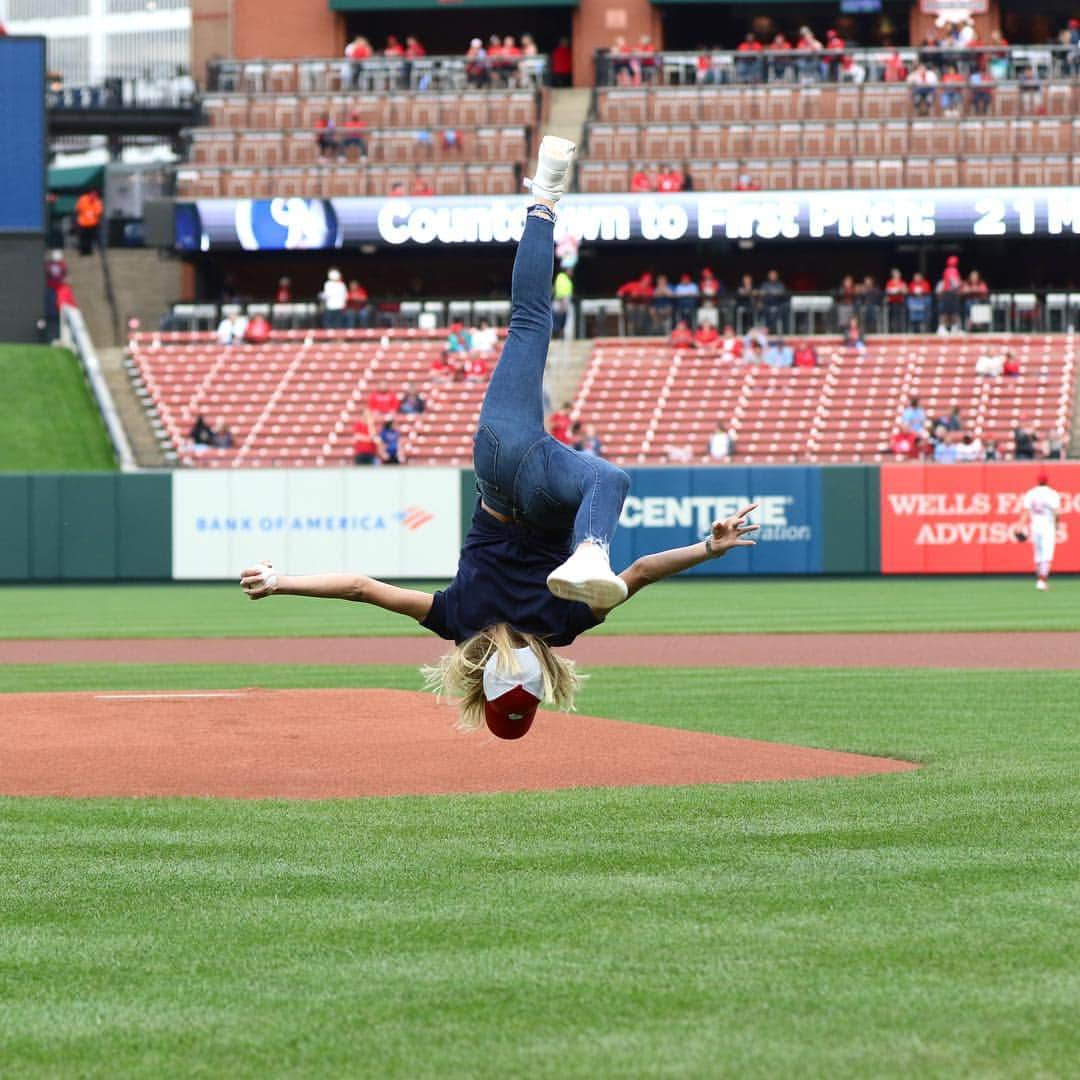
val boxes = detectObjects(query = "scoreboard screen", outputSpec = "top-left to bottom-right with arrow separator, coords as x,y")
0,37 -> 46,233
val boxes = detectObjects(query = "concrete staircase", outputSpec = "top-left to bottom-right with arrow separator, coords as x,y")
544,336 -> 592,415
1070,355 -> 1080,458
544,87 -> 592,155
99,346 -> 168,467
65,247 -> 181,348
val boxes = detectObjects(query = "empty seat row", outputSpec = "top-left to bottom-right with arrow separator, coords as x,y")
176,162 -> 518,199
202,91 -> 539,131
577,155 -> 1077,193
596,82 -> 1077,123
586,117 -> 1079,162
187,126 -> 530,168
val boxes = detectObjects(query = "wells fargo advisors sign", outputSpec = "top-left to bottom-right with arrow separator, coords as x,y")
880,463 -> 1080,573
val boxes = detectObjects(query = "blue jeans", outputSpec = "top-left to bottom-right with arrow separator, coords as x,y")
474,209 -> 630,549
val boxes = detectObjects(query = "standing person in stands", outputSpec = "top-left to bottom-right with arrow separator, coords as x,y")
352,410 -> 380,465
320,268 -> 348,329
241,136 -> 757,740
75,189 -> 103,256
885,268 -> 907,331
936,255 -> 963,334
550,37 -> 573,88
275,276 -> 292,303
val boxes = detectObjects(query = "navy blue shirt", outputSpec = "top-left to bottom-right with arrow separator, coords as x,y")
422,503 -> 602,646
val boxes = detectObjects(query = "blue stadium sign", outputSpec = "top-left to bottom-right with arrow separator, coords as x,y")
176,188 -> 1080,251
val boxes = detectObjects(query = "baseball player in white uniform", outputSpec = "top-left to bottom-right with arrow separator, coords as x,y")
1018,471 -> 1061,591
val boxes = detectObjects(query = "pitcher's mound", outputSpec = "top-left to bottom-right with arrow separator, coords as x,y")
0,689 -> 917,799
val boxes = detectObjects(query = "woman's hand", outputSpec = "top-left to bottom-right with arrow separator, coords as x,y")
707,503 -> 759,557
240,561 -> 278,600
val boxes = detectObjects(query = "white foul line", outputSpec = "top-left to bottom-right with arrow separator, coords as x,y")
94,692 -> 248,701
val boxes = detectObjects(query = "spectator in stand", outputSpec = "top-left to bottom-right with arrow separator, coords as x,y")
673,273 -> 699,326
735,273 -> 758,330
353,411 -> 380,466
940,404 -> 963,432
856,275 -> 883,332
890,429 -> 919,459
670,318 -> 695,348
936,255 -> 963,334
275,276 -> 291,303
907,272 -> 933,332
657,164 -> 685,193
907,63 -> 939,116
341,110 -> 368,160
551,37 -> 573,88
975,347 -> 1006,377
445,320 -> 472,360
939,64 -> 965,117
708,421 -> 734,463
243,312 -> 271,344
932,425 -> 958,463
651,274 -> 674,331
398,385 -> 426,415
769,32 -> 794,80
842,317 -> 867,354
548,402 -> 573,444
954,431 -> 983,462
367,383 -> 401,422
345,35 -> 372,86
765,338 -> 794,368
962,270 -> 989,327
901,395 -> 927,435
630,167 -> 654,193
616,271 -> 654,334
465,351 -> 490,379
189,414 -> 215,447
74,189 -> 103,256
384,35 -> 404,57
736,33 -> 763,83
793,341 -> 818,367
346,279 -> 370,328
637,35 -> 658,83
379,418 -> 403,464
796,25 -> 824,81
719,323 -> 743,360
1014,422 -> 1037,459
736,173 -> 761,191
216,310 -> 247,345
321,268 -> 348,329
575,422 -> 604,457
411,173 -> 434,196
405,35 -> 425,58
695,321 -> 720,348
315,113 -> 338,159
465,38 -> 488,88
472,317 -> 498,356
883,49 -> 907,82
759,269 -> 788,334
213,421 -> 234,450
835,274 -> 857,327
884,268 -> 907,330
969,65 -> 994,115
700,266 -> 720,301
552,265 -> 573,337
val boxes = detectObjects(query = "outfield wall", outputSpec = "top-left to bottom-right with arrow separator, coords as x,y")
0,463 -> 1074,581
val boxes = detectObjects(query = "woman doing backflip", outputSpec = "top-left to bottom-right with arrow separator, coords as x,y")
241,135 -> 757,738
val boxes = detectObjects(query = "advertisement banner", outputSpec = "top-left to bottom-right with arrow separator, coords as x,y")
176,188 -> 1080,251
172,468 -> 461,579
880,463 -> 1080,573
611,466 -> 823,576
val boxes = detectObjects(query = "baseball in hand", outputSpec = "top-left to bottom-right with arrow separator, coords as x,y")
240,561 -> 278,599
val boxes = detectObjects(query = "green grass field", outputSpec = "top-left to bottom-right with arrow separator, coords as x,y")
2,580 -> 1078,1077
2,576 -> 1079,638
0,345 -> 116,472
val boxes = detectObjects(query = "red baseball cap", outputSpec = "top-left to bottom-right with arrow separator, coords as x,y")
482,645 -> 544,740
1037,471 -> 1050,485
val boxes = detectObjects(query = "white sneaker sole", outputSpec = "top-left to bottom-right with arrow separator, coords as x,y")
547,571 -> 628,609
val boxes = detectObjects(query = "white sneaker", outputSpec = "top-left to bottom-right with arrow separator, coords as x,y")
1036,579 -> 1048,591
524,135 -> 576,204
547,543 -> 628,609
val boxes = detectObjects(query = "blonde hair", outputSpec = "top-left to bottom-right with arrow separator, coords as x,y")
421,623 -> 583,731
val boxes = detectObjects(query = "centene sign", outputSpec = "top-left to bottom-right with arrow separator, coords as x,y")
620,494 -> 808,541
880,463 -> 1080,574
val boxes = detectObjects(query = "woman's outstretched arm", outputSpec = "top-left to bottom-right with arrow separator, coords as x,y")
240,563 -> 433,622
595,503 -> 758,614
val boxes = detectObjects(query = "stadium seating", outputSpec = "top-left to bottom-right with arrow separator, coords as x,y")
573,336 -> 1075,464
177,88 -> 543,198
127,330 -> 493,467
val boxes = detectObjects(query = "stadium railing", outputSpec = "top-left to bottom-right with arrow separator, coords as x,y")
593,45 -> 1078,87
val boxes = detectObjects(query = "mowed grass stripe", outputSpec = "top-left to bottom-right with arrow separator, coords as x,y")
2,576 -> 1080,638
1,666 -> 1078,1077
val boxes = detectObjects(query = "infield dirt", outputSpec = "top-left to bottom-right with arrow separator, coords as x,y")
0,689 -> 917,798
